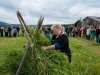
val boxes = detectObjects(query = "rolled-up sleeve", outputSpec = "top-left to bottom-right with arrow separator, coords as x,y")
55,43 -> 61,49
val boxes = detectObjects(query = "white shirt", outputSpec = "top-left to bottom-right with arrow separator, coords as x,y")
86,28 -> 91,35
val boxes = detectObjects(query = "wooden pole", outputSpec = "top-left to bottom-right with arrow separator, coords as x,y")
16,46 -> 31,75
16,11 -> 44,75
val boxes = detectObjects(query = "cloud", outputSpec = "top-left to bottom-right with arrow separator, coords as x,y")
0,7 -> 18,23
0,0 -> 100,24
69,2 -> 100,19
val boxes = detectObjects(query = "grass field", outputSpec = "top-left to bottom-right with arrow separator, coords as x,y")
0,36 -> 100,75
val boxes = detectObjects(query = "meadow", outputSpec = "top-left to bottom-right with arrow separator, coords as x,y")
0,36 -> 100,75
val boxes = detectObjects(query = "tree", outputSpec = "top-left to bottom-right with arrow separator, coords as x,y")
74,20 -> 82,27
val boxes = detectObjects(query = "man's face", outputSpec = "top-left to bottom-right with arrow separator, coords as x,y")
52,28 -> 59,35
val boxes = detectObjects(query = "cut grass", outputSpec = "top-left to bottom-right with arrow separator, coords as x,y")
69,37 -> 100,75
0,36 -> 100,75
69,37 -> 100,55
0,37 -> 27,66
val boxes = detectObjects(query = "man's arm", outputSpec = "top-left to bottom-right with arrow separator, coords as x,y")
41,45 -> 55,50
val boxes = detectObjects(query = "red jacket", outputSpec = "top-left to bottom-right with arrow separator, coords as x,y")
78,28 -> 82,34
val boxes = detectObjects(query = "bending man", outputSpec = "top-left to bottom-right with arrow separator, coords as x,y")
41,24 -> 72,62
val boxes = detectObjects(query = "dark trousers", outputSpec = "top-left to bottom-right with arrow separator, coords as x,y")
13,33 -> 17,37
75,32 -> 78,37
1,29 -> 3,36
8,32 -> 12,37
1,32 -> 3,36
66,53 -> 72,63
87,35 -> 90,40
96,35 -> 100,43
60,50 -> 72,63
78,33 -> 81,37
5,32 -> 8,37
73,33 -> 75,37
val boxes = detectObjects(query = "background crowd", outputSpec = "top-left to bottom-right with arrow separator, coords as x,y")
42,25 -> 100,44
0,26 -> 21,37
0,25 -> 100,44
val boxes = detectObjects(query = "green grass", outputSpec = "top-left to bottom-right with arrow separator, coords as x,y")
0,36 -> 100,75
69,37 -> 100,75
0,37 -> 27,75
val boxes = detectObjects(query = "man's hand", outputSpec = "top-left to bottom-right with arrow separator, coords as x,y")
41,45 -> 55,50
41,46 -> 47,50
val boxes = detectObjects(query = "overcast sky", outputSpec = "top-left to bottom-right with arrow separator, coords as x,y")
0,0 -> 100,25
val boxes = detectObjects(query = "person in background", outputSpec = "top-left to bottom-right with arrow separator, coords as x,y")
69,26 -> 73,36
44,27 -> 50,40
41,24 -> 72,62
8,25 -> 12,37
83,26 -> 86,38
96,25 -> 100,43
90,26 -> 96,42
1,27 -> 4,37
74,26 -> 78,37
78,27 -> 82,37
65,26 -> 69,36
72,26 -> 75,37
0,26 -> 2,36
86,26 -> 91,40
99,26 -> 100,43
16,26 -> 20,36
12,26 -> 17,37
21,27 -> 24,36
4,26 -> 8,37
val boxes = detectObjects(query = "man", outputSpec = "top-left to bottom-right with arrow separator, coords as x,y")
16,26 -> 20,36
44,27 -> 50,40
41,24 -> 72,62
8,25 -> 12,37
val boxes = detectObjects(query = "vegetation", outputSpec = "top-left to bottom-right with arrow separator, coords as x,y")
74,20 -> 82,27
0,34 -> 100,75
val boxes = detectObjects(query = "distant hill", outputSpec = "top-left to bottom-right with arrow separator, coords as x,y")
0,21 -> 21,27
0,21 -> 71,27
0,21 -> 50,27
10,24 -> 21,27
0,21 -> 9,26
0,21 -> 37,27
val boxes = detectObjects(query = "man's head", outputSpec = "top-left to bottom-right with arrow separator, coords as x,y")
51,24 -> 62,35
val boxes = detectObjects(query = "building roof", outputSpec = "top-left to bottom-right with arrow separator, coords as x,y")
87,16 -> 100,22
